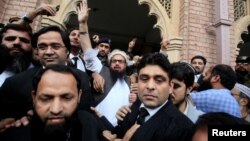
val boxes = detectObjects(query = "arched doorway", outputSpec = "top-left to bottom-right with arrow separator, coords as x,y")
41,0 -> 182,62
234,15 -> 250,57
238,24 -> 250,56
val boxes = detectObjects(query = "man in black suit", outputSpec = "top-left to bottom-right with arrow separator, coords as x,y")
111,53 -> 194,141
0,25 -> 92,131
191,55 -> 207,91
0,65 -> 101,141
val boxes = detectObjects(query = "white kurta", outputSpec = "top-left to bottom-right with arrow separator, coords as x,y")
95,78 -> 130,126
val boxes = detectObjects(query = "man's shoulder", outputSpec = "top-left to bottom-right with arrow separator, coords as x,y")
160,101 -> 193,124
3,67 -> 41,83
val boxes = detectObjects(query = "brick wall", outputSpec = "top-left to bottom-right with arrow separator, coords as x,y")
1,0 -> 38,24
180,0 -> 216,68
0,0 -> 8,23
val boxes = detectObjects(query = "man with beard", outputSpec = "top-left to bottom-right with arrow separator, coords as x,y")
191,55 -> 207,91
235,56 -> 249,84
77,1 -> 130,127
0,65 -> 101,141
0,24 -> 33,86
95,36 -> 111,67
231,83 -> 250,122
0,25 -> 92,133
189,64 -> 241,118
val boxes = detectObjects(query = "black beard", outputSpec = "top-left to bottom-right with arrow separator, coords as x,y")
111,69 -> 125,79
235,70 -> 248,77
7,51 -> 32,73
31,111 -> 78,141
197,81 -> 212,91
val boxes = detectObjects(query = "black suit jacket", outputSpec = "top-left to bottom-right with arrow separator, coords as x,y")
197,74 -> 204,85
0,67 -> 93,119
114,99 -> 194,141
0,110 -> 102,141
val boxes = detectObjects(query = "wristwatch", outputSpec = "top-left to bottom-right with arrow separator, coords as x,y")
21,14 -> 32,23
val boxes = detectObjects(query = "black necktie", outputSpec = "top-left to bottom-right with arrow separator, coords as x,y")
72,57 -> 78,68
136,107 -> 149,125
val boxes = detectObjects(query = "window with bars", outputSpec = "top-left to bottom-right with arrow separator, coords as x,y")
234,0 -> 247,21
159,0 -> 172,18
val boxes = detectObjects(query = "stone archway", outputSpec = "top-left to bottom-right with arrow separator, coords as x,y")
40,0 -> 183,62
138,0 -> 183,62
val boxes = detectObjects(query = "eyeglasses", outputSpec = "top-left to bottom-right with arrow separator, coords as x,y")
111,59 -> 125,64
37,44 -> 65,51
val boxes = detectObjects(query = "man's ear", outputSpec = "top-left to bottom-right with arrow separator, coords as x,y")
214,75 -> 221,82
187,85 -> 193,94
78,89 -> 82,103
211,75 -> 220,83
169,82 -> 174,94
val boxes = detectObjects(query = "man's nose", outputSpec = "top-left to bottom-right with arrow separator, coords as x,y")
146,79 -> 155,90
13,37 -> 21,45
50,99 -> 63,115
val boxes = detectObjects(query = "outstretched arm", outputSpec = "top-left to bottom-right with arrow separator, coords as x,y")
78,0 -> 92,54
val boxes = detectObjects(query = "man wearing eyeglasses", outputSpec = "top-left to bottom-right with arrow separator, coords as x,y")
77,2 -> 130,127
0,26 -> 92,133
231,83 -> 250,122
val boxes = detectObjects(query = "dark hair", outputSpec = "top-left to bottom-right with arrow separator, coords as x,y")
211,64 -> 237,90
97,37 -> 111,45
195,112 -> 249,129
137,52 -> 171,75
193,112 -> 249,137
32,64 -> 81,94
169,62 -> 195,88
0,23 -> 32,44
191,55 -> 207,65
31,25 -> 71,52
67,27 -> 79,35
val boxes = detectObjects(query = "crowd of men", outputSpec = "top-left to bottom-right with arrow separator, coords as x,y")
0,0 -> 250,141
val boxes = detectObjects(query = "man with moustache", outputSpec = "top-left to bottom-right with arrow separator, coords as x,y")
189,64 -> 241,118
95,37 -> 111,67
77,1 -> 130,127
0,3 -> 60,87
191,55 -> 207,91
235,56 -> 250,84
0,25 -> 92,132
0,24 -> 33,86
0,65 -> 101,141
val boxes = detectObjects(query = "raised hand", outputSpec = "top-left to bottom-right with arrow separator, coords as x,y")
77,0 -> 90,24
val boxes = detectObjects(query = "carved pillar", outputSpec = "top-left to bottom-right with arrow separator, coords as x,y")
167,36 -> 183,62
139,0 -> 183,62
214,0 -> 232,64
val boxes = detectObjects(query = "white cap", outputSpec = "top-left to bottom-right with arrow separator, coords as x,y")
234,83 -> 250,98
108,49 -> 128,64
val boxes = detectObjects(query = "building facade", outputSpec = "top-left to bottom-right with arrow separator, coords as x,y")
1,0 -> 250,68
